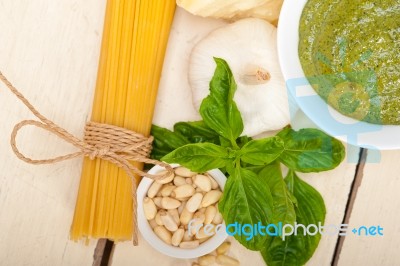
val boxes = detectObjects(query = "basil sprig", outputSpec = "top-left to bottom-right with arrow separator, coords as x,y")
154,58 -> 344,265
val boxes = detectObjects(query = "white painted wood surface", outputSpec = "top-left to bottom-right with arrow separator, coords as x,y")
2,1 -> 395,266
0,0 -> 106,265
338,150 -> 400,265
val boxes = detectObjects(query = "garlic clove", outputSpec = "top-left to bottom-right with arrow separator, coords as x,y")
189,18 -> 290,137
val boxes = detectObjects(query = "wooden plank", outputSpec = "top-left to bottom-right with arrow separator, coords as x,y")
332,149 -> 367,265
111,8 -> 359,266
0,0 -> 106,265
301,145 -> 360,265
337,150 -> 400,265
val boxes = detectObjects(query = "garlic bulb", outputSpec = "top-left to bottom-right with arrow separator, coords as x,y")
189,18 -> 290,137
176,0 -> 284,25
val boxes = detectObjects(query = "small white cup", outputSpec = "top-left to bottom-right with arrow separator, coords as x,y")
137,164 -> 228,259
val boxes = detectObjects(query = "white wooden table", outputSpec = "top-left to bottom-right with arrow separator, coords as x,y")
0,1 -> 399,265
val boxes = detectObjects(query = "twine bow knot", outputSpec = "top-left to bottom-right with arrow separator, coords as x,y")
0,71 -> 174,245
89,145 -> 110,160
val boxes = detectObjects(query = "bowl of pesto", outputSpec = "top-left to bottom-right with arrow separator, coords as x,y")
278,0 -> 400,150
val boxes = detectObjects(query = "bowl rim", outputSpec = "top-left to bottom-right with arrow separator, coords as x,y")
277,0 -> 400,150
137,164 -> 228,259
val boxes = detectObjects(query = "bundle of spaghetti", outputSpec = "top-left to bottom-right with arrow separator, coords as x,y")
70,0 -> 176,243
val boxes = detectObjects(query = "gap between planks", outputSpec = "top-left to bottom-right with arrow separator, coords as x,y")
93,239 -> 114,266
332,148 -> 368,266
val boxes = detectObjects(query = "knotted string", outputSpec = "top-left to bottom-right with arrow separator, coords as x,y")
0,71 -> 174,246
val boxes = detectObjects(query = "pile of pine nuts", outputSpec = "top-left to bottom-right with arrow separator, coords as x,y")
143,166 -> 224,249
194,241 -> 240,266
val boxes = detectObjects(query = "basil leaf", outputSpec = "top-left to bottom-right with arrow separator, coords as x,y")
278,128 -> 345,172
162,143 -> 231,172
150,147 -> 171,161
173,121 -> 220,144
261,171 -> 326,266
259,163 -> 296,227
219,168 -> 274,250
219,136 -> 233,148
243,165 -> 267,174
200,58 -> 244,144
236,135 -> 252,148
240,137 -> 284,166
150,125 -> 190,159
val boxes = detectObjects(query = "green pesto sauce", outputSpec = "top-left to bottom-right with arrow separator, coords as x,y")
299,0 -> 400,124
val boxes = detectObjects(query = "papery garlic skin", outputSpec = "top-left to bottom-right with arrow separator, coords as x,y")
189,18 -> 290,137
177,0 -> 284,25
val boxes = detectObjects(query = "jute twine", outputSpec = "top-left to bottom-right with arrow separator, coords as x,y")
0,71 -> 174,246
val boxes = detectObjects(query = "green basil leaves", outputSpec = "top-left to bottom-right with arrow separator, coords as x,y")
150,125 -> 190,160
240,137 -> 284,165
150,121 -> 220,160
174,121 -> 220,144
278,127 -> 345,173
162,143 -> 231,173
259,163 -> 296,227
153,58 -> 344,266
261,171 -> 326,266
219,167 -> 274,250
200,58 -> 243,147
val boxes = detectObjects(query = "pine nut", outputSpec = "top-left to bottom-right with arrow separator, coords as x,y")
161,197 -> 181,209
143,197 -> 157,220
198,254 -> 216,265
178,201 -> 186,215
154,226 -> 172,245
183,229 -> 193,241
173,175 -> 187,186
155,170 -> 175,184
160,184 -> 176,197
179,240 -> 199,249
175,167 -> 196,178
155,211 -> 164,226
171,227 -> 185,246
159,210 -> 178,232
171,184 -> 195,199
153,197 -> 163,208
168,208 -> 180,225
201,190 -> 222,207
204,205 -> 217,224
206,174 -> 219,190
212,212 -> 223,224
147,182 -> 163,198
180,207 -> 194,225
196,224 -> 216,239
186,193 -> 203,212
216,255 -> 240,266
186,177 -> 193,185
194,174 -> 212,192
199,236 -> 212,244
216,242 -> 231,254
148,219 -> 157,229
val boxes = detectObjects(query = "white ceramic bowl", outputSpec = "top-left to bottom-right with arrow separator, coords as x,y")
137,164 -> 228,259
278,0 -> 400,150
